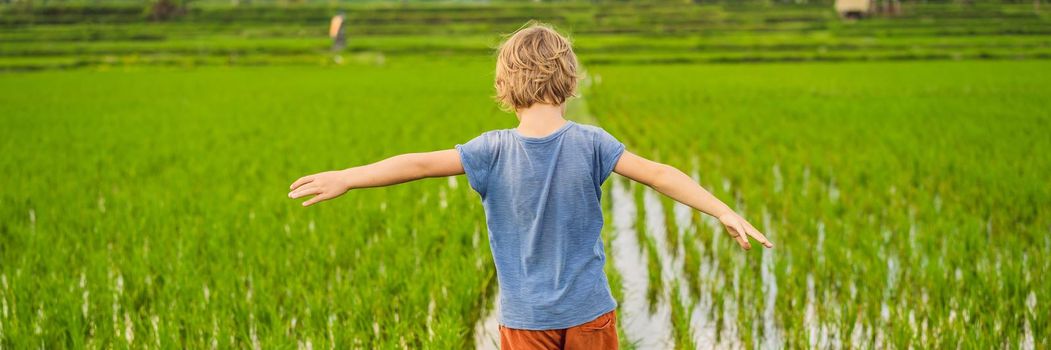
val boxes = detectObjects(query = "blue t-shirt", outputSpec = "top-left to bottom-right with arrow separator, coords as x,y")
455,120 -> 625,330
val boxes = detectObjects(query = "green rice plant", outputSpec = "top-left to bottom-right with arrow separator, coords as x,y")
0,61 -> 511,348
588,60 -> 1050,348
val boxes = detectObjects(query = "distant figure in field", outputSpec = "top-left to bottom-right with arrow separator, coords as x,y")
289,22 -> 773,349
329,12 -> 346,52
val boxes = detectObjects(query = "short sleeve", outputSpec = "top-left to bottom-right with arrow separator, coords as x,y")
455,132 -> 496,196
595,128 -> 626,185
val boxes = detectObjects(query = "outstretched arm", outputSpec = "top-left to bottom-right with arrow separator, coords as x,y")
289,150 -> 463,206
613,151 -> 773,250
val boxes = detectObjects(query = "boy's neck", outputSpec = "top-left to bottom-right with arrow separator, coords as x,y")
515,103 -> 568,138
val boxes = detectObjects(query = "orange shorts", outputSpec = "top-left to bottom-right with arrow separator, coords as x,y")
499,310 -> 618,350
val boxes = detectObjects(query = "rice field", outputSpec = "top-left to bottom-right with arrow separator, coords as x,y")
3,54 -> 1050,350
0,63 -> 508,348
2,1 -> 1051,349
587,61 -> 1051,349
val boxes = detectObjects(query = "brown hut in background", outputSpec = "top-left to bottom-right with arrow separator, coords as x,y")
835,0 -> 874,19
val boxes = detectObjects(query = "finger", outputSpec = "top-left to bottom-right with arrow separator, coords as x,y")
302,194 -> 328,207
289,186 -> 321,199
744,221 -> 774,248
732,222 -> 751,250
290,176 -> 315,191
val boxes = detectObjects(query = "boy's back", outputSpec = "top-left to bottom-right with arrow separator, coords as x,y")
457,121 -> 624,329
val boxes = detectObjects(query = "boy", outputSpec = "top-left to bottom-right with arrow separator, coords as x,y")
288,23 -> 772,350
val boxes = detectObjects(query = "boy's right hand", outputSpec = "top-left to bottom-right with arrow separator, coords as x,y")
287,150 -> 465,207
288,170 -> 352,207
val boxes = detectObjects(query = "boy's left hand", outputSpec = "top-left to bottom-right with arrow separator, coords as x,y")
718,212 -> 774,250
288,170 -> 352,207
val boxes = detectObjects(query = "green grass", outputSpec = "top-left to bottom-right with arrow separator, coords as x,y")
589,60 -> 1050,348
1,54 -> 1048,350
0,61 -> 510,348
1,2 -> 1050,347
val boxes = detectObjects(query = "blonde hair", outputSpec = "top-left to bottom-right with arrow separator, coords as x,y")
494,22 -> 579,112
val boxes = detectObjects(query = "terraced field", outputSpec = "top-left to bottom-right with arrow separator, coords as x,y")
2,2 -> 1050,70
1,1 -> 1050,349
